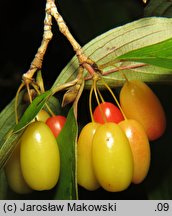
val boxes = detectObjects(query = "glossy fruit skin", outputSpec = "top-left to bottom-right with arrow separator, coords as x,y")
119,119 -> 150,184
20,121 -> 60,191
120,80 -> 166,141
4,110 -> 50,194
46,115 -> 66,138
92,122 -> 133,192
36,110 -> 50,122
77,122 -> 100,191
93,102 -> 124,124
5,142 -> 32,194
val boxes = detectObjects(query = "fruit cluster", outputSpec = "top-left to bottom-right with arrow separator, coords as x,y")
5,110 -> 66,194
77,79 -> 166,192
4,78 -> 166,195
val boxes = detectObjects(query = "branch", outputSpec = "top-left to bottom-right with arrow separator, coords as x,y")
23,1 -> 53,82
23,0 -> 96,83
48,0 -> 94,66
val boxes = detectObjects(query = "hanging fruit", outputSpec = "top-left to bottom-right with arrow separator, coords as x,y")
120,80 -> 166,141
20,121 -> 60,191
119,119 -> 150,184
93,102 -> 124,124
5,142 -> 32,194
77,122 -> 100,191
92,122 -> 134,192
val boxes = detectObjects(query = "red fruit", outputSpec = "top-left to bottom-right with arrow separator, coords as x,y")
46,115 -> 66,138
93,102 -> 124,124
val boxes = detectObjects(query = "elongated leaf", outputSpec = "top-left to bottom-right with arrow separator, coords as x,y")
117,38 -> 172,69
0,170 -> 8,200
52,17 -> 172,89
14,91 -> 52,132
0,92 -> 60,145
0,130 -> 24,170
45,95 -> 61,115
0,91 -> 26,146
144,0 -> 172,17
54,107 -> 78,200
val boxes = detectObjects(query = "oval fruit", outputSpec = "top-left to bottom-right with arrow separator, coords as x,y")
5,142 -> 32,194
120,80 -> 166,141
119,119 -> 151,184
46,115 -> 66,138
36,109 -> 50,122
20,121 -> 60,191
92,122 -> 133,192
77,122 -> 100,191
93,102 -> 124,124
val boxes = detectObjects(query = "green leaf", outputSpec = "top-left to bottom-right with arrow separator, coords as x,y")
144,0 -> 172,17
0,170 -> 8,200
0,130 -> 24,170
0,91 -> 27,146
117,38 -> 172,69
14,91 -> 52,132
53,107 -> 78,200
45,95 -> 61,115
0,91 -> 59,146
52,17 -> 172,89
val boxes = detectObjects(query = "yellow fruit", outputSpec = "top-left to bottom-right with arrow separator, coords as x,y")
119,119 -> 151,184
120,80 -> 166,141
5,142 -> 32,194
20,121 -> 60,191
77,122 -> 100,191
35,109 -> 50,122
92,122 -> 133,192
